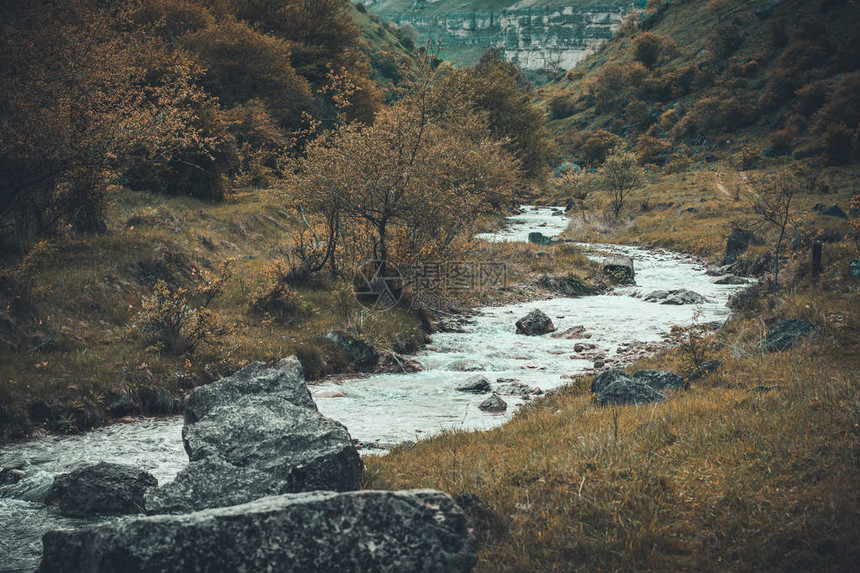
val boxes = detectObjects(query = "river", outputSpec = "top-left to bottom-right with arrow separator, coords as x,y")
0,206 -> 748,571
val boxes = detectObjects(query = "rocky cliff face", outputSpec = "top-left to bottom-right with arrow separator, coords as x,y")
367,1 -> 634,70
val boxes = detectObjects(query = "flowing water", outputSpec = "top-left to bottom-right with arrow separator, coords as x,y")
0,207 -> 748,571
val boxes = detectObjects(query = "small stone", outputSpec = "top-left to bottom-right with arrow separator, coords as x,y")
455,375 -> 491,393
478,395 -> 507,412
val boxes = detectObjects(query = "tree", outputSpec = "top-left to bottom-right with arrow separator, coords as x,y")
747,166 -> 803,291
0,0 -> 205,249
600,149 -> 643,218
180,17 -> 313,130
292,60 -> 520,276
460,50 -> 555,180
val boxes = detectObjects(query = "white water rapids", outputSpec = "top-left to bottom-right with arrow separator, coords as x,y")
0,206 -> 748,571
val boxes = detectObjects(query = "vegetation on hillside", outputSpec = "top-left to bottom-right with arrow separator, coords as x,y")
0,1 -> 559,437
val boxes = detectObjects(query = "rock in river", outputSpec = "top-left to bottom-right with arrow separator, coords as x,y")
643,289 -> 707,305
146,360 -> 362,514
478,395 -> 507,413
602,257 -> 635,284
455,375 -> 491,394
44,462 -> 157,518
39,490 -> 477,573
515,309 -> 556,336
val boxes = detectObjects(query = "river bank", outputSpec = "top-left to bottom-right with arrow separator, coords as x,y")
0,206 -> 755,571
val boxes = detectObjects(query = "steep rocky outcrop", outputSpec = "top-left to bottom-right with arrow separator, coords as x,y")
39,490 -> 477,573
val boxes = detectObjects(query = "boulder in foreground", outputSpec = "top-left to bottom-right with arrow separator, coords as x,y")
597,379 -> 665,406
39,490 -> 477,573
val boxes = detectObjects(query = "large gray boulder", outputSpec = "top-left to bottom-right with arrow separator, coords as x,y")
184,358 -> 315,424
146,360 -> 362,514
633,370 -> 685,390
597,379 -> 665,406
528,231 -> 552,245
321,331 -> 379,372
515,309 -> 556,335
721,228 -> 755,265
763,319 -> 816,352
39,490 -> 477,573
44,462 -> 157,517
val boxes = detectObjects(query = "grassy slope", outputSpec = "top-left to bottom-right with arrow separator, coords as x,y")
539,0 -> 859,260
364,1 -> 860,571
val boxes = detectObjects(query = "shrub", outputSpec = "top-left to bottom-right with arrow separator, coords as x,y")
575,130 -> 623,166
674,92 -> 756,139
250,260 -> 313,323
623,100 -> 651,130
548,94 -> 576,119
633,32 -> 665,69
706,20 -> 743,61
636,135 -> 672,166
795,80 -> 830,116
588,63 -> 649,113
820,123 -> 853,164
132,261 -> 231,354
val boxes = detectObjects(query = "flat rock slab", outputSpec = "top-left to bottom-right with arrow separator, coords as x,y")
643,289 -> 706,305
39,490 -> 477,573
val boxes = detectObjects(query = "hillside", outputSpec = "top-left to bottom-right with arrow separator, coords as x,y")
535,0 -> 859,260
362,0 -> 635,69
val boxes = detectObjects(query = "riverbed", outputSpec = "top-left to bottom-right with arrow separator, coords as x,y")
0,207 -> 747,571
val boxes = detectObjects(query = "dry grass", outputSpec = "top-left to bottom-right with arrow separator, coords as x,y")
364,290 -> 860,571
0,188 -> 429,435
556,165 -> 858,263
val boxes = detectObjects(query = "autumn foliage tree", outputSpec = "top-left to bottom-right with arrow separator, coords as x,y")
0,0 -> 206,249
292,60 -> 521,276
599,149 -> 643,218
